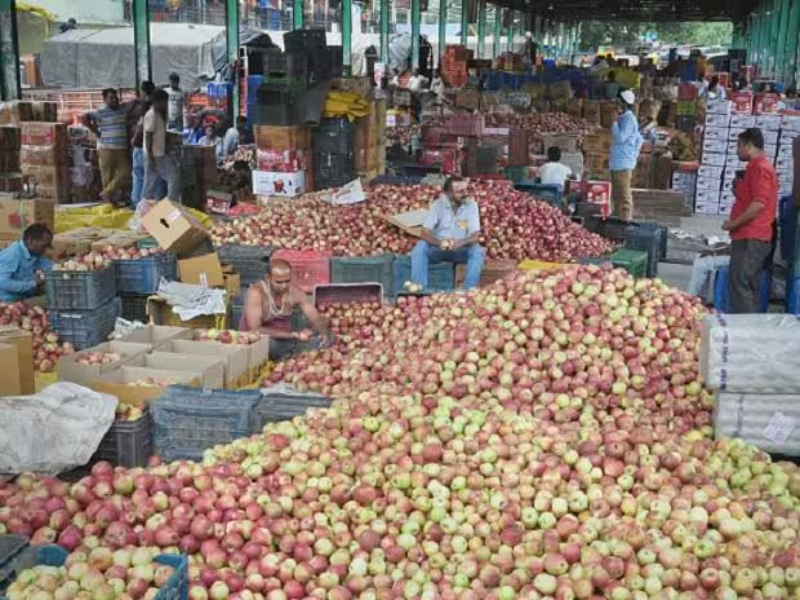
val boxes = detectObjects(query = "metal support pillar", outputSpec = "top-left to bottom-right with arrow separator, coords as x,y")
132,0 -> 151,91
775,0 -> 790,83
293,0 -> 303,30
493,6 -> 501,58
411,0 -> 421,69
786,0 -> 800,85
505,11 -> 512,52
0,0 -> 20,101
439,0 -> 447,64
766,0 -> 777,76
342,0 -> 352,75
380,0 -> 389,62
225,0 -> 239,119
460,0 -> 468,45
477,0 -> 486,59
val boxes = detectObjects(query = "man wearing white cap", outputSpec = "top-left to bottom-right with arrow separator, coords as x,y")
609,89 -> 644,221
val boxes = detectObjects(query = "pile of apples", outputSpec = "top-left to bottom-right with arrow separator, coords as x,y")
0,301 -> 73,372
195,329 -> 263,345
94,247 -> 164,261
76,351 -> 124,366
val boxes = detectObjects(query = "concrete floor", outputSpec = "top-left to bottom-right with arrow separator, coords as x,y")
656,214 -> 727,294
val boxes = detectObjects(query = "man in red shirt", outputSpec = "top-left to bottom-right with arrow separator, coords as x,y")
724,128 -> 778,313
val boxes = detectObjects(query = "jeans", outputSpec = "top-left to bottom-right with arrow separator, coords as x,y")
729,239 -> 772,313
144,154 -> 181,202
132,148 -> 167,206
411,240 -> 486,290
687,254 -> 730,297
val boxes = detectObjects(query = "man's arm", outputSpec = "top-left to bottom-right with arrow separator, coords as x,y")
145,132 -> 155,163
34,255 -> 54,272
294,289 -> 328,337
243,286 -> 296,339
612,114 -> 636,143
723,201 -> 764,231
82,112 -> 99,136
0,252 -> 37,296
419,201 -> 442,247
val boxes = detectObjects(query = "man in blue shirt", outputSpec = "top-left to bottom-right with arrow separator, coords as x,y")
410,177 -> 486,290
610,89 -> 644,221
0,224 -> 54,302
83,88 -> 130,207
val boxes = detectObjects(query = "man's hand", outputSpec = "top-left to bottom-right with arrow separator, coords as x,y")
35,271 -> 45,286
722,220 -> 734,231
296,329 -> 314,342
440,239 -> 456,250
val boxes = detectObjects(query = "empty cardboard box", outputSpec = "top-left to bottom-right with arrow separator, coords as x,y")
141,198 -> 210,254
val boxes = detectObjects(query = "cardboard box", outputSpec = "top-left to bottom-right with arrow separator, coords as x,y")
697,165 -> 724,180
705,100 -> 732,115
20,122 -> 67,147
775,157 -> 794,173
141,198 -> 210,254
701,152 -> 726,167
57,341 -> 152,387
781,114 -> 800,132
695,201 -> 721,215
252,170 -> 306,197
730,92 -> 754,115
256,148 -> 309,172
729,115 -> 756,129
125,352 -> 226,389
178,253 -> 224,288
753,93 -> 781,115
0,198 -> 55,234
0,343 -> 21,396
695,189 -> 721,204
117,324 -> 193,346
720,191 -> 736,206
0,326 -> 33,394
704,113 -> 730,128
778,144 -> 794,159
254,126 -> 311,151
727,127 -> 746,142
702,139 -> 728,154
696,176 -> 721,191
703,127 -> 728,141
762,130 -> 779,146
755,114 -> 782,130
153,339 -> 250,388
93,366 -> 201,405
222,265 -> 241,297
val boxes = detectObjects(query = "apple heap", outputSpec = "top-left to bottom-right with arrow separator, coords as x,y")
4,545 -> 175,600
54,253 -> 113,272
94,247 -> 164,261
195,329 -> 264,345
0,301 -> 74,372
211,181 -> 613,261
76,352 -> 124,366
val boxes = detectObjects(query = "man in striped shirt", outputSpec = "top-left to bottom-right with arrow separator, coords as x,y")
83,88 -> 131,206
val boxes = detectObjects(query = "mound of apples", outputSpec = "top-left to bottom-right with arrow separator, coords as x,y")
0,301 -> 73,372
4,546 -> 175,600
96,247 -> 163,261
76,351 -> 124,365
55,253 -> 112,272
195,329 -> 262,345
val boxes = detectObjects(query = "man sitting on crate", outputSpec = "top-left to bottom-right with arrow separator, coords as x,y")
408,177 -> 486,292
240,258 -> 332,361
0,224 -> 53,302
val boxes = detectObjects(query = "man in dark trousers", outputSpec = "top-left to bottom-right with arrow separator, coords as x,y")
724,128 -> 778,313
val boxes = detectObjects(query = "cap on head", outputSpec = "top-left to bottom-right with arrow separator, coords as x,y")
620,90 -> 636,105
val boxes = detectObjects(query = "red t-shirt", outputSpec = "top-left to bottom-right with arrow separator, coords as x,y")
730,154 -> 777,242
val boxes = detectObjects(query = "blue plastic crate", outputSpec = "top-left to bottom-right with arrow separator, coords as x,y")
779,195 -> 797,263
0,545 -> 186,600
44,263 -> 116,310
0,536 -> 29,589
392,255 -> 455,295
152,387 -> 263,462
254,389 -> 331,430
49,298 -> 120,350
623,225 -> 663,277
116,254 -> 177,294
786,276 -> 800,314
634,222 -> 669,260
713,267 -> 771,313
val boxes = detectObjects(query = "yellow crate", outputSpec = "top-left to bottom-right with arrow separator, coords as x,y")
517,259 -> 569,272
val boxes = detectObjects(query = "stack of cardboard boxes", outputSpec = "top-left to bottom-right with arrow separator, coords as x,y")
776,114 -> 800,201
354,99 -> 387,185
0,126 -> 21,196
583,132 -> 612,180
68,127 -> 102,203
0,197 -> 55,249
0,325 -> 34,396
252,125 -> 311,199
20,121 -> 70,203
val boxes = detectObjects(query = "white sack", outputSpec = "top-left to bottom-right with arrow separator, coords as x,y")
715,392 -> 800,456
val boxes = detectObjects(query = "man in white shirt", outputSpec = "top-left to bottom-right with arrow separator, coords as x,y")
407,69 -> 427,93
537,147 -> 573,189
143,89 -> 181,201
166,72 -> 187,132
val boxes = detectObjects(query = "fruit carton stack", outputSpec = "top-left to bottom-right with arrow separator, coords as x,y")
354,99 -> 387,183
776,114 -> 800,202
0,126 -> 21,197
441,45 -> 471,88
701,314 -> 800,456
67,125 -> 101,203
20,121 -> 71,203
253,124 -> 311,198
582,132 -> 612,180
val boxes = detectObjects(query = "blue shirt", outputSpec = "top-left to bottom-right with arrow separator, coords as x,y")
610,109 -> 644,172
423,195 -> 481,241
0,241 -> 53,301
90,106 -> 128,150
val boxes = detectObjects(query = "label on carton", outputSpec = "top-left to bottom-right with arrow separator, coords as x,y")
168,209 -> 182,223
763,412 -> 796,445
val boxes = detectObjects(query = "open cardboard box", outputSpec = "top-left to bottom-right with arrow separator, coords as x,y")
185,332 -> 270,382
155,339 -> 250,389
93,366 -> 201,405
57,341 -> 152,387
0,325 -> 34,394
141,198 -> 210,254
116,325 -> 193,346
385,209 -> 429,238
123,352 -> 226,389
0,343 -> 21,395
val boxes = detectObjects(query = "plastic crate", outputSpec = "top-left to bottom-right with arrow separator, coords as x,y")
49,298 -> 120,350
0,537 -> 29,588
597,217 -> 635,242
609,249 -> 648,278
261,49 -> 309,78
271,249 -> 332,293
502,166 -> 529,183
315,118 -> 354,154
283,28 -> 326,53
330,255 -> 394,294
0,545 -> 186,600
44,263 -> 116,310
713,267 -> 771,313
115,254 -> 177,294
254,388 -> 332,430
623,225 -> 662,277
575,201 -> 604,220
216,244 -> 274,286
515,182 -> 563,209
787,276 -> 800,314
119,293 -> 149,322
93,409 -> 152,467
313,283 -> 384,309
635,222 -> 669,260
152,387 -> 263,461
392,255 -> 455,294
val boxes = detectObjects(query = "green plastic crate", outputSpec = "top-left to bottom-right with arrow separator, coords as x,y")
330,255 -> 394,296
610,248 -> 648,279
502,166 -> 529,183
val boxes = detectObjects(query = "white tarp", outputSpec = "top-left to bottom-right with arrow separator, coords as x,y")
0,383 -> 117,475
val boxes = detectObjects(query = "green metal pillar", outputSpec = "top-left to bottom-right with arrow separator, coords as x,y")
226,0 -> 239,119
439,0 -> 447,63
342,0 -> 352,75
786,0 -> 800,85
477,0 -> 486,59
132,0 -> 151,91
493,5 -> 501,58
775,0 -> 790,83
767,0 -> 778,76
0,0 -> 20,101
460,0 -> 468,46
293,0 -> 303,30
411,0 -> 421,69
380,0 -> 389,62
505,11 -> 512,52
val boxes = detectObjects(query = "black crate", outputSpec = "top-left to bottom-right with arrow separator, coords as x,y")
115,254 -> 177,294
93,409 -> 153,467
254,389 -> 332,430
257,49 -> 310,78
49,298 -> 120,350
119,293 -> 149,323
250,100 -> 299,127
216,244 -> 273,285
284,28 -> 326,53
262,75 -> 309,93
45,264 -> 117,310
315,118 -> 354,154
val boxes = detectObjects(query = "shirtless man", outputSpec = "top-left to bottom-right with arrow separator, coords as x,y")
241,259 -> 331,360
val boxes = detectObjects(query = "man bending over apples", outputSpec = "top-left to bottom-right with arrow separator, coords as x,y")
240,258 -> 332,360
408,176 -> 486,292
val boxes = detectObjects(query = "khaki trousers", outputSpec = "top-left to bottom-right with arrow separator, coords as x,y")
611,169 -> 634,221
98,147 -> 131,200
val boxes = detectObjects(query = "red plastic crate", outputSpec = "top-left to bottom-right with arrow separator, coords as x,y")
271,249 -> 332,293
